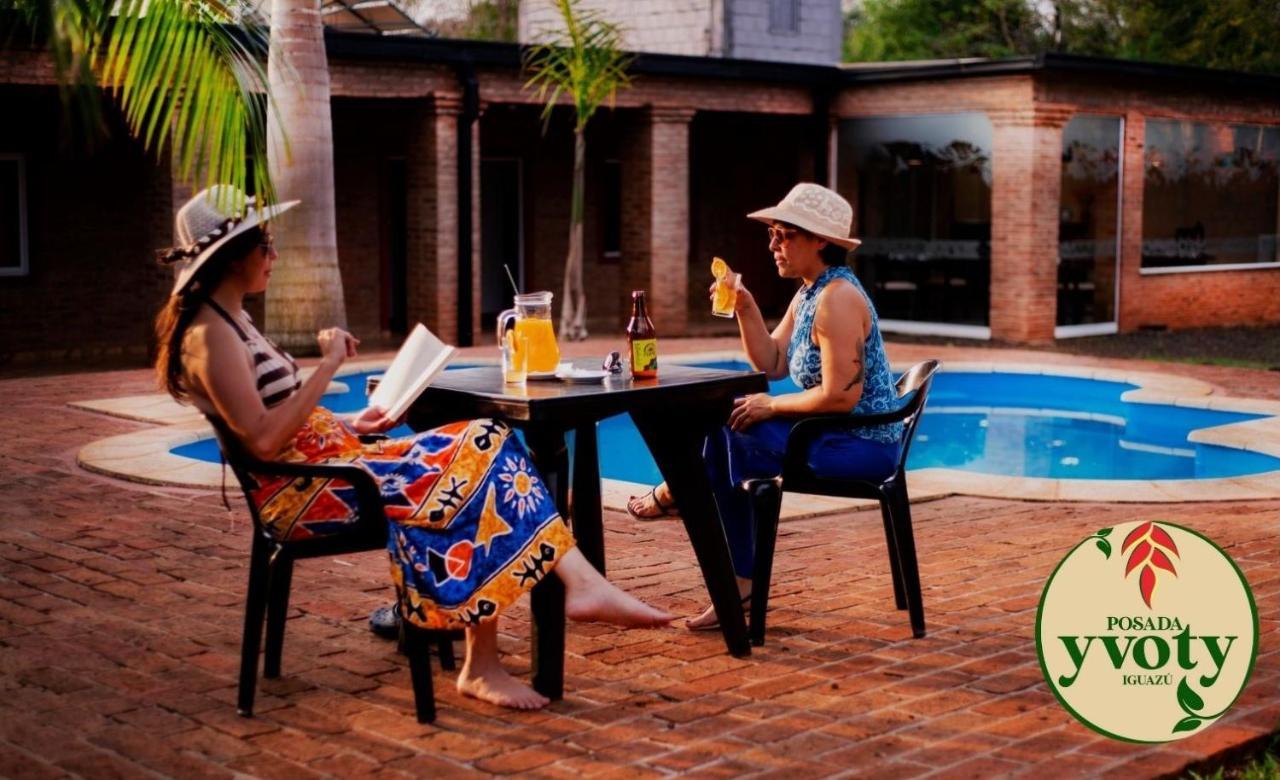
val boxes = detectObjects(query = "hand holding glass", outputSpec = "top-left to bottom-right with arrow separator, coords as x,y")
712,272 -> 742,318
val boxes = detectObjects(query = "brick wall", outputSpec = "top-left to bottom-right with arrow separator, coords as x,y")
988,106 -> 1068,344
0,88 -> 174,363
482,105 -> 637,338
331,98 -> 414,340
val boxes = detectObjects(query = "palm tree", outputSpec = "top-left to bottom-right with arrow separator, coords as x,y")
523,0 -> 631,341
7,0 -> 276,208
264,0 -> 347,350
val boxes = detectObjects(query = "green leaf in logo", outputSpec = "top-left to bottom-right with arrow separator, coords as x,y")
1097,527 -> 1113,538
1095,538 -> 1112,558
1173,716 -> 1202,734
1177,677 -> 1205,713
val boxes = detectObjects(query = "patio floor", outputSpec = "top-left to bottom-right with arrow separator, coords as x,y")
0,338 -> 1276,778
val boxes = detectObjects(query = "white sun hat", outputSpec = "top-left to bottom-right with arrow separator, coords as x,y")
160,185 -> 299,295
746,183 -> 862,250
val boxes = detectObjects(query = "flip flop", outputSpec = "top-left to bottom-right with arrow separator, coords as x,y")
686,594 -> 753,632
626,487 -> 680,521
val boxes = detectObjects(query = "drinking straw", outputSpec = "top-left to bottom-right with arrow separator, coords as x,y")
503,264 -> 521,296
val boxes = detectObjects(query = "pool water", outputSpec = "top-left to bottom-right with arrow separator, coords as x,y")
172,363 -> 1280,482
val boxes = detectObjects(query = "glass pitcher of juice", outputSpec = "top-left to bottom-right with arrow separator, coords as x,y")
496,291 -> 561,374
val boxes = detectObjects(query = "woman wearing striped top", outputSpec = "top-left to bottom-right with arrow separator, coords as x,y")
153,186 -> 670,712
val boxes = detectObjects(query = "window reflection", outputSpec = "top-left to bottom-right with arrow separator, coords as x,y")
837,114 -> 992,327
1058,115 -> 1121,326
1143,120 -> 1280,269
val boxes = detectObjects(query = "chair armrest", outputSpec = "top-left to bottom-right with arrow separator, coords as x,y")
241,456 -> 387,533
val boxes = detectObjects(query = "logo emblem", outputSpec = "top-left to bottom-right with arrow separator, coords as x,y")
1036,521 -> 1258,742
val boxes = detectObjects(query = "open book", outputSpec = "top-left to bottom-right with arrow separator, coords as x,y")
367,323 -> 457,421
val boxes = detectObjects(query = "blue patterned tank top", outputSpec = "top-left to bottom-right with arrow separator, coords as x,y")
786,265 -> 901,444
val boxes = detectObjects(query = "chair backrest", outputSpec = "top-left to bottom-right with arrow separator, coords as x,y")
203,414 -> 263,492
893,359 -> 940,472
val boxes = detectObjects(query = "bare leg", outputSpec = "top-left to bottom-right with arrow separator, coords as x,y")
456,619 -> 550,710
686,576 -> 753,630
557,547 -> 673,627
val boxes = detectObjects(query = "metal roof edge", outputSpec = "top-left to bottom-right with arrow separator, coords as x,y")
322,29 -> 841,85
319,30 -> 1280,94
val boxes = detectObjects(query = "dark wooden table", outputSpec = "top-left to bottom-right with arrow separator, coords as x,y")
408,364 -> 768,699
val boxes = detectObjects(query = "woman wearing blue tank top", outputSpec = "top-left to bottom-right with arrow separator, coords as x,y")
627,183 -> 902,631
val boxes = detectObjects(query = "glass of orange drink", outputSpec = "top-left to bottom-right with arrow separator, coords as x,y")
711,257 -> 740,318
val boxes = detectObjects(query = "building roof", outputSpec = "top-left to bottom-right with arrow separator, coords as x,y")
324,31 -> 1280,93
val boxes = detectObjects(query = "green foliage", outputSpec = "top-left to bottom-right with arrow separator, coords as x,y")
458,0 -> 518,42
4,0 -> 276,204
521,0 -> 631,134
844,0 -> 1280,75
845,0 -> 1047,62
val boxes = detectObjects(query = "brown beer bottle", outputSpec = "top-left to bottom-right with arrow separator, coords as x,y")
627,290 -> 658,379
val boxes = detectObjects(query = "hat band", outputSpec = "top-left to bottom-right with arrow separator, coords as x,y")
157,212 -> 248,265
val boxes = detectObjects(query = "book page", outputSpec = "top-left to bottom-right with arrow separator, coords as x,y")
367,323 -> 456,420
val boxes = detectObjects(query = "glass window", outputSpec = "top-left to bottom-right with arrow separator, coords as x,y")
0,155 -> 28,277
1059,115 -> 1122,327
836,113 -> 993,327
1142,120 -> 1280,269
769,0 -> 799,33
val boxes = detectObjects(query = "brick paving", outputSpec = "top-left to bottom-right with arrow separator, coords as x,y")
0,339 -> 1276,778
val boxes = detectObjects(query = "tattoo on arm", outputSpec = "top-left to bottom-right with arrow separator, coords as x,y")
842,340 -> 865,391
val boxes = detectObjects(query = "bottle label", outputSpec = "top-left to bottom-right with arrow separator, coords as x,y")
631,338 -> 658,374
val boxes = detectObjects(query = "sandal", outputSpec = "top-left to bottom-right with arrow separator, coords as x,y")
686,594 -> 753,632
368,604 -> 400,640
626,487 -> 680,521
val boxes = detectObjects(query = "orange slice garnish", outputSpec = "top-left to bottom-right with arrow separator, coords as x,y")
711,256 -> 729,280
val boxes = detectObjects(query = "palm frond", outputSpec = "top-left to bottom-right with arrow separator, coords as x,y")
521,0 -> 632,133
11,0 -> 277,206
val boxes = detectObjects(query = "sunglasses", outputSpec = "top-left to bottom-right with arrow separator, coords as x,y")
767,226 -> 805,243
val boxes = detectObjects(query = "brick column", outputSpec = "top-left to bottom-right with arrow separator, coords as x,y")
470,104 -> 483,345
988,107 -> 1069,344
405,94 -> 461,343
1117,111 -> 1146,331
646,107 -> 694,334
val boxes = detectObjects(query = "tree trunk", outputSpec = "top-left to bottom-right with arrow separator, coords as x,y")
560,129 -> 589,341
265,0 -> 347,351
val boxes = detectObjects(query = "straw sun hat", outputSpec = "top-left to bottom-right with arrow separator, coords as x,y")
746,183 -> 862,250
159,185 -> 299,295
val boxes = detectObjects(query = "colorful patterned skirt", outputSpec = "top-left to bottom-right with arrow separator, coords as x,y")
249,408 -> 575,630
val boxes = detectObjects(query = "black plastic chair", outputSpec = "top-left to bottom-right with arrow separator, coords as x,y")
205,415 -> 455,723
741,359 -> 940,645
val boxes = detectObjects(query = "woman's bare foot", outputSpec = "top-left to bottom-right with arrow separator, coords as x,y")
456,620 -> 549,711
557,548 -> 673,627
686,577 -> 753,631
456,665 -> 549,711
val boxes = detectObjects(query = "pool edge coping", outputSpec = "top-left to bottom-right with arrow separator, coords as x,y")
72,353 -> 1280,505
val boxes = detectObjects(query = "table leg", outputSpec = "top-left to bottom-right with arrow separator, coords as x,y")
524,426 -> 567,700
572,424 -> 605,575
631,410 -> 751,658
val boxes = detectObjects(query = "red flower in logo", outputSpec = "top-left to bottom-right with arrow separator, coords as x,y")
1121,521 -> 1179,608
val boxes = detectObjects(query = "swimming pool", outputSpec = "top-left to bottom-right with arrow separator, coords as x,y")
170,362 -> 1280,482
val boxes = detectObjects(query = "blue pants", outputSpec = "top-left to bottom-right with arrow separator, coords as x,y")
704,420 -> 900,578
